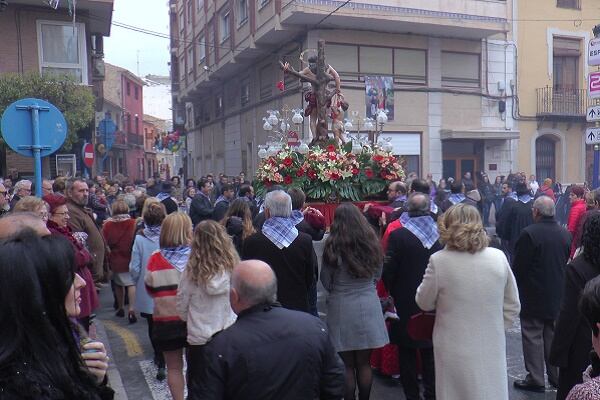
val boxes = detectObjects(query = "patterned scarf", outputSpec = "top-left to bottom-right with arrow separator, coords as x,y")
215,195 -> 229,205
403,215 -> 440,249
160,245 -> 191,272
156,192 -> 170,202
518,194 -> 533,203
144,224 -> 161,243
448,193 -> 465,205
262,212 -> 304,249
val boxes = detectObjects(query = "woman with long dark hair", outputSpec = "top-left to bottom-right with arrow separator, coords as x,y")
0,232 -> 113,399
321,203 -> 388,400
221,198 -> 255,255
551,211 -> 600,399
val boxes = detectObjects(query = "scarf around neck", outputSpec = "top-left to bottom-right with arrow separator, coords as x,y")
448,193 -> 465,205
262,212 -> 303,249
403,215 -> 439,249
518,194 -> 533,203
110,214 -> 130,222
144,224 -> 161,243
156,192 -> 170,202
160,245 -> 191,272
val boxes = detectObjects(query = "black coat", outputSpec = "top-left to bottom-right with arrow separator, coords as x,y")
296,219 -> 325,241
212,199 -> 230,222
498,199 -> 533,252
512,217 -> 570,319
550,255 -> 600,398
189,303 -> 345,400
382,227 -> 442,348
242,232 -> 317,312
189,193 -> 214,226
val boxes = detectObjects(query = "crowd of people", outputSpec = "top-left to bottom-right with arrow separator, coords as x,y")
1,168 -> 600,400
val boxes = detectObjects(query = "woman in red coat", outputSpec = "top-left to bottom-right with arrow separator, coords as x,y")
568,186 -> 587,258
102,199 -> 138,323
43,193 -> 99,332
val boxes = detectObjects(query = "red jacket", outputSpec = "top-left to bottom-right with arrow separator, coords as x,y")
102,218 -> 137,274
568,199 -> 587,257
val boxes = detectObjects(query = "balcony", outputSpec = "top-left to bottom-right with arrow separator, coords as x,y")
536,87 -> 588,119
280,0 -> 509,40
127,132 -> 144,147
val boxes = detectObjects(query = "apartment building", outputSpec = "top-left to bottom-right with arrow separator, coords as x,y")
172,0 -> 518,182
98,63 -> 146,181
0,0 -> 113,177
515,0 -> 599,185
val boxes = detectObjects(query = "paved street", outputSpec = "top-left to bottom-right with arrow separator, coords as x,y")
93,235 -> 558,399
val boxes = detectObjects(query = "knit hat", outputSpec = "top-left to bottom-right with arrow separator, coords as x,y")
42,193 -> 67,213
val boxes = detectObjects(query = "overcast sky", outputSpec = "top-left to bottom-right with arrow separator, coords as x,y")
104,0 -> 170,77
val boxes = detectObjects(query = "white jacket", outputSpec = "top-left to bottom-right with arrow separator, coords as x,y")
177,270 -> 237,345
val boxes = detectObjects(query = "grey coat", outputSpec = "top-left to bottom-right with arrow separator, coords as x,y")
320,262 -> 389,352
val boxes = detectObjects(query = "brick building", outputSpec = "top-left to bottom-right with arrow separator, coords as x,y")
0,0 -> 113,178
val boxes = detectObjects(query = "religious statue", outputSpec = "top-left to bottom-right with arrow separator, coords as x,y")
280,40 -> 349,145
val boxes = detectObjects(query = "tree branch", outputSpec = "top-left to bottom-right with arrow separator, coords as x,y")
279,61 -> 319,86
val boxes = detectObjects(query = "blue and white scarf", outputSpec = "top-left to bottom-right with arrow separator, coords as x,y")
156,192 -> 170,202
144,224 -> 161,243
262,212 -> 304,249
215,195 -> 229,206
160,245 -> 191,272
403,215 -> 439,249
448,193 -> 465,205
430,202 -> 439,214
518,194 -> 533,203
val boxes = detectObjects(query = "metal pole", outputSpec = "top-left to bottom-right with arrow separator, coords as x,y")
594,144 -> 600,189
31,105 -> 42,197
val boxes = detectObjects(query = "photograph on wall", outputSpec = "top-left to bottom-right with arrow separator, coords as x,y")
365,75 -> 394,121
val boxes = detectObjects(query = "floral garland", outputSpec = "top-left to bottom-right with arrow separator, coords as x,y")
255,142 -> 405,202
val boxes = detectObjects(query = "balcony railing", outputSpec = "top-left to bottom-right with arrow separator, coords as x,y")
127,132 -> 144,147
536,87 -> 588,118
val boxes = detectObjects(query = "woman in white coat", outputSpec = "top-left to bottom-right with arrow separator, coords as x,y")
416,203 -> 521,400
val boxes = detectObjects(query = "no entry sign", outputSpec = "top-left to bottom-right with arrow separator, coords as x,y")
82,142 -> 95,168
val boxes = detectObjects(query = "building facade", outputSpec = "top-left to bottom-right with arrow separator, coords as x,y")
0,0 -> 113,178
515,0 -> 599,185
98,63 -> 146,181
172,0 -> 519,182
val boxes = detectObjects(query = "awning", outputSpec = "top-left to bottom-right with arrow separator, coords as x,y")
440,129 -> 520,140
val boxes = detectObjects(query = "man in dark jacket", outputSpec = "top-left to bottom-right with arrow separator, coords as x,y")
550,211 -> 600,400
9,179 -> 32,210
242,190 -> 317,313
157,182 -> 179,215
212,183 -> 235,221
383,193 -> 441,400
238,184 -> 258,218
189,260 -> 345,400
189,179 -> 214,226
512,196 -> 570,392
497,182 -> 534,262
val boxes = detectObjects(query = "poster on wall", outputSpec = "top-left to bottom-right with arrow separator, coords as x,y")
365,76 -> 394,121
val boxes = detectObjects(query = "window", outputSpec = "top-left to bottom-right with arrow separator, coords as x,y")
360,46 -> 393,75
215,95 -> 223,117
179,56 -> 186,82
179,12 -> 185,34
325,44 -> 358,80
134,86 -> 139,100
134,116 -> 139,134
220,12 -> 230,42
238,0 -> 248,25
37,20 -> 88,84
394,48 -> 426,84
187,47 -> 194,75
553,37 -> 580,90
259,65 -> 272,99
198,36 -> 206,62
187,1 -> 193,25
197,0 -> 204,11
241,78 -> 250,106
441,52 -> 480,87
126,82 -> 131,96
536,136 -> 556,181
557,0 -> 580,9
127,115 -> 131,133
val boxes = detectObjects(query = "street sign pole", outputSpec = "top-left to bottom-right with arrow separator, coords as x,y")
591,25 -> 600,189
16,103 -> 50,197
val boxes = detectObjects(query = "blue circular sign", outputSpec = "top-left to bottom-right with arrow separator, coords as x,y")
1,98 -> 67,157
